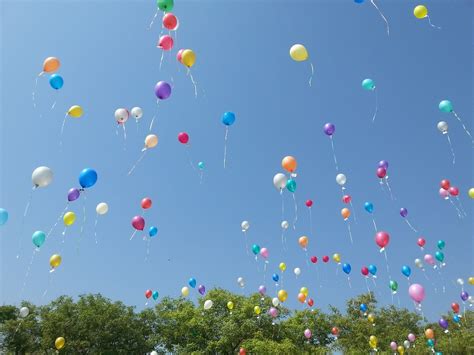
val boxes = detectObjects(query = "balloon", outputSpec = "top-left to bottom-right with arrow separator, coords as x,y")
0,208 -> 8,226
272,273 -> 279,282
67,188 -> 80,202
331,327 -> 339,336
469,188 -> 474,199
427,339 -> 435,347
398,345 -> 405,354
336,173 -> 347,186
273,173 -> 288,190
342,195 -> 351,204
198,285 -> 206,295
49,74 -> 64,90
323,123 -> 335,136
369,335 -> 377,348
278,289 -> 288,302
439,100 -> 453,113
438,318 -> 448,330
237,277 -> 245,287
364,202 -> 374,213
176,49 -> 184,63
300,287 -> 308,296
152,291 -> 159,300
115,108 -> 129,124
79,168 -> 98,188
460,291 -> 469,301
400,208 -> 408,218
341,208 -> 350,220
154,81 -> 172,100
297,292 -> 306,303
157,0 -> 174,12
227,301 -> 234,310
163,13 -> 178,30
141,198 -> 153,209
55,337 -> 65,350
281,156 -> 297,173
307,298 -> 314,307
389,280 -> 398,292
32,166 -> 53,188
222,111 -> 236,126
376,167 -> 387,179
360,303 -> 367,312
469,277 -> 474,285
148,226 -> 158,237
367,313 -> 375,323
272,297 -> 279,307
181,287 -> 189,297
375,231 -> 390,250
198,161 -> 205,170
409,283 -> 425,303
424,254 -> 435,265
304,328 -> 312,339
19,306 -> 29,318
254,305 -> 261,315
157,35 -> 173,50
361,266 -> 369,276
204,300 -> 213,310
403,340 -> 410,348
144,134 -> 159,149
417,238 -> 426,247
239,348 -> 246,355
401,265 -> 411,278
440,179 -> 451,190
449,186 -> 459,196
408,333 -> 415,342
241,220 -> 250,232
286,179 -> 297,193
413,5 -> 428,19
145,289 -> 152,298
362,78 -> 375,90
258,285 -> 266,296
178,132 -> 189,144
251,244 -> 260,255
451,302 -> 460,313
368,264 -> 377,276
294,267 -> 301,276
342,263 -> 351,274
267,307 -> 278,318
131,216 -> 145,231
390,342 -> 397,351
310,256 -> 317,264
181,49 -> 196,68
298,236 -> 308,249
188,278 -> 197,288
332,253 -> 341,263
453,314 -> 461,323
32,231 -> 46,248
457,278 -> 464,286
131,107 -> 143,120
378,160 -> 389,169
63,212 -> 76,226
435,251 -> 444,262
279,262 -> 286,272
425,328 -> 434,339
305,199 -> 313,207
67,105 -> 83,118
437,121 -> 448,133
289,44 -> 308,61
42,57 -> 60,73
414,258 -> 423,269
322,255 -> 329,263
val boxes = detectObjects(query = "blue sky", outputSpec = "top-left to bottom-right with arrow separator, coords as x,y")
0,0 -> 472,322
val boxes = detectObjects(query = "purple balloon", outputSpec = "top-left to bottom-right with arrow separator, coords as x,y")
154,81 -> 172,100
323,123 -> 335,136
378,160 -> 389,169
258,285 -> 266,296
198,284 -> 206,295
438,318 -> 448,330
461,291 -> 469,301
268,307 -> 278,318
400,208 -> 408,218
67,188 -> 80,202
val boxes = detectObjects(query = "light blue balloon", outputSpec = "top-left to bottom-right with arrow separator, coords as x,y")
149,226 -> 158,237
364,202 -> 374,214
286,179 -> 296,193
360,303 -> 367,312
222,112 -> 236,126
354,0 -> 364,3
401,265 -> 411,278
188,278 -> 197,288
152,291 -> 159,300
439,100 -> 453,113
342,263 -> 352,275
0,208 -> 8,226
197,161 -> 205,170
368,264 -> 377,276
453,315 -> 460,323
49,74 -> 64,90
272,273 -> 279,282
32,231 -> 46,248
362,78 -> 375,91
79,168 -> 98,189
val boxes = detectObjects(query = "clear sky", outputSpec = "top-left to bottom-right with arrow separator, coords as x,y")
0,0 -> 472,322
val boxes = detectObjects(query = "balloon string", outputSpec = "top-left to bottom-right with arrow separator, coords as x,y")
76,192 -> 87,253
128,151 -> 147,176
452,111 -> 474,144
372,88 -> 378,123
330,136 -> 339,171
243,231 -> 249,256
427,16 -> 441,30
51,100 -> 56,110
159,51 -> 165,71
445,134 -> 456,165
32,77 -> 38,109
349,200 -> 357,223
365,278 -> 371,298
19,249 -> 36,301
347,276 -> 352,289
308,62 -> 314,87
372,217 -> 378,233
448,198 -> 463,219
42,271 -> 54,299
122,124 -> 127,147
185,146 -> 197,173
145,238 -> 151,262
148,9 -> 158,30
405,219 -> 418,233
17,187 -> 35,260
94,214 -> 99,244
60,114 -> 67,150
130,229 -> 138,241
187,69 -> 198,98
455,196 -> 467,217
223,126 -> 229,168
47,204 -> 69,237
346,221 -> 353,244
370,0 -> 390,36
309,208 -> 313,236
292,192 -> 298,230
384,177 -> 395,200
383,249 -> 391,280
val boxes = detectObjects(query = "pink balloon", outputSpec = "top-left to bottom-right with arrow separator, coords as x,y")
178,132 -> 189,144
260,247 -> 269,259
162,13 -> 178,30
375,231 -> 390,250
132,216 -> 145,231
408,333 -> 416,342
390,342 -> 397,351
158,35 -> 174,51
177,49 -> 184,63
268,307 -> 278,318
408,283 -> 425,303
258,285 -> 266,296
304,329 -> 312,339
424,254 -> 435,265
439,188 -> 449,199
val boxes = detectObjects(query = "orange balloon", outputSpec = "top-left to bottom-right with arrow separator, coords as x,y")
282,156 -> 297,173
43,57 -> 60,73
297,292 -> 306,303
425,328 -> 434,339
298,236 -> 309,249
341,208 -> 350,220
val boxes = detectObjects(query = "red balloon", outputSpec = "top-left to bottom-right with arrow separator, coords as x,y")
310,256 -> 318,264
342,195 -> 351,204
331,327 -> 339,336
448,186 -> 459,196
440,179 -> 450,190
239,348 -> 246,355
132,216 -> 145,231
376,167 -> 387,179
375,231 -> 390,249
145,289 -> 152,299
322,255 -> 329,263
178,132 -> 189,144
361,266 -> 369,276
177,49 -> 184,63
162,13 -> 178,30
417,237 -> 426,247
451,302 -> 460,313
158,35 -> 174,51
305,199 -> 313,207
307,298 -> 314,307
141,198 -> 152,209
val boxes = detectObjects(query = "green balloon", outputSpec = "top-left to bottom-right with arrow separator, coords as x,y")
32,230 -> 46,248
362,78 -> 375,91
251,244 -> 260,255
439,100 -> 453,113
389,280 -> 398,292
437,240 -> 445,250
435,251 -> 444,262
286,179 -> 296,193
157,0 -> 174,11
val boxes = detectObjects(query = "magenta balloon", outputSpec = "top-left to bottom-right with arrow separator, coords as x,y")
67,188 -> 80,202
304,329 -> 312,339
390,342 -> 397,351
258,285 -> 266,295
408,333 -> 415,342
131,216 -> 145,231
260,247 -> 269,259
154,81 -> 172,100
268,307 -> 278,318
408,283 -> 425,303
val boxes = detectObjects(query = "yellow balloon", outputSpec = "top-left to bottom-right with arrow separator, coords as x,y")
468,276 -> 474,285
278,289 -> 288,302
227,301 -> 234,310
332,253 -> 341,263
414,5 -> 428,19
181,49 -> 196,68
63,211 -> 76,226
254,305 -> 261,315
50,254 -> 62,269
55,336 -> 65,350
397,345 -> 405,354
279,262 -> 286,272
144,134 -> 158,149
181,287 -> 189,297
289,44 -> 308,62
369,335 -> 377,348
300,287 -> 308,297
468,188 -> 474,199
67,105 -> 83,118
367,313 -> 375,323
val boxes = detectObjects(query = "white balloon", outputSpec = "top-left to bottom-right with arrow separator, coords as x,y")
19,306 -> 29,318
294,267 -> 301,276
131,107 -> 143,119
414,258 -> 423,268
115,108 -> 129,124
457,278 -> 464,286
151,351 -> 158,355
437,121 -> 448,134
468,296 -> 474,305
403,340 -> 410,349
237,277 -> 245,288
336,173 -> 347,186
32,166 -> 53,188
272,297 -> 280,307
204,300 -> 213,310
241,221 -> 250,232
96,202 -> 109,215
281,220 -> 289,230
273,173 -> 288,190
